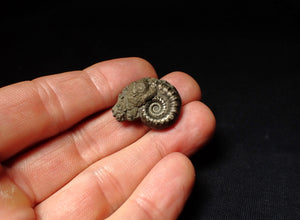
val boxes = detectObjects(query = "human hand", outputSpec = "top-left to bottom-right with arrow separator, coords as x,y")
0,58 -> 215,219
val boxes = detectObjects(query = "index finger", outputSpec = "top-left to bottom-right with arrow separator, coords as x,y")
0,57 -> 157,161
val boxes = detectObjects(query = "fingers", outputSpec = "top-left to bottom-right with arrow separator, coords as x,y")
34,101 -> 215,218
107,153 -> 195,220
0,57 -> 157,161
4,71 -> 203,204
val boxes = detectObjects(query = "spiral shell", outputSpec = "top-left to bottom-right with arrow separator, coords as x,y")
112,77 -> 181,130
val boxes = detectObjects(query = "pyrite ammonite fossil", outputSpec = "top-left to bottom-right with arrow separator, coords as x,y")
112,77 -> 181,130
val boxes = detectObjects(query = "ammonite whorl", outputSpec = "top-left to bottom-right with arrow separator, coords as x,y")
112,77 -> 181,130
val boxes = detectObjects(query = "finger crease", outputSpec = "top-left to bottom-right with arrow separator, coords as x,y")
69,128 -> 94,166
150,136 -> 168,161
134,194 -> 165,220
32,79 -> 66,132
3,164 -> 37,206
93,165 -> 127,212
82,68 -> 113,109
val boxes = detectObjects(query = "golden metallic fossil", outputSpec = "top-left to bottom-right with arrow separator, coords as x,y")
112,77 -> 181,129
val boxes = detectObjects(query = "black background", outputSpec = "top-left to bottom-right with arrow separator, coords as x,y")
1,1 -> 299,219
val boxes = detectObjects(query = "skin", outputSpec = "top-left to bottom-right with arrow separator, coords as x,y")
0,57 -> 216,220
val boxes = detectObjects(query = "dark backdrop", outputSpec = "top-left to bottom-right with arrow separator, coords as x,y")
1,1 -> 299,219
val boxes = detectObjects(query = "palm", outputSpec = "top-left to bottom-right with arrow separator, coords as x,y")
0,58 -> 215,219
